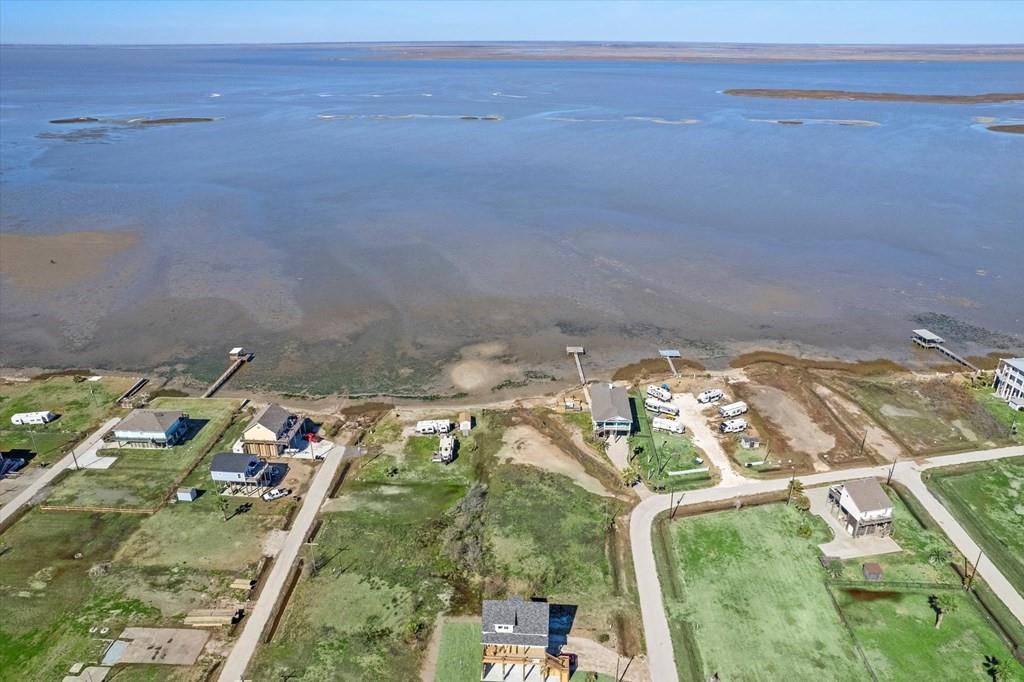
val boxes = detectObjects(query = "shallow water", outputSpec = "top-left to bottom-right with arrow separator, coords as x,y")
1,46 -> 1022,391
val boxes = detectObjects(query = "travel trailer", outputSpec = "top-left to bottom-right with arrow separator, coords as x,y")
415,419 -> 451,435
719,418 -> 748,433
10,411 -> 57,426
651,417 -> 685,434
718,401 -> 748,418
646,385 -> 672,402
644,398 -> 680,416
696,389 -> 723,404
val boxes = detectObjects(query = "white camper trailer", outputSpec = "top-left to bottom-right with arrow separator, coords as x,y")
651,417 -> 685,434
718,401 -> 748,418
10,411 -> 57,426
696,389 -> 723,404
644,398 -> 680,416
646,385 -> 672,402
719,418 -> 748,433
415,419 -> 451,435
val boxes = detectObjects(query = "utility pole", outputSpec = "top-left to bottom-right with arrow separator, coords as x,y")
858,431 -> 867,457
967,549 -> 983,590
887,456 -> 898,486
786,467 -> 796,505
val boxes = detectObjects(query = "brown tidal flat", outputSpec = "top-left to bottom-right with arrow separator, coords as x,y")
135,117 -> 215,125
988,124 -> 1024,134
725,89 -> 1024,104
49,117 -> 99,124
0,230 -> 140,293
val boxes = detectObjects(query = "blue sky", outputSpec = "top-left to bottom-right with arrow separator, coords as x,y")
2,1 -> 1022,45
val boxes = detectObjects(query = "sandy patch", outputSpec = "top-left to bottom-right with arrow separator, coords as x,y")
566,635 -> 650,682
880,403 -> 920,418
745,384 -> 835,458
497,424 -> 612,497
261,529 -> 288,557
813,384 -> 903,461
448,340 -> 518,392
951,419 -> 978,442
0,229 -> 140,293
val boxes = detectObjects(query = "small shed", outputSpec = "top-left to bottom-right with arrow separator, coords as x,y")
863,562 -> 883,581
176,487 -> 198,502
459,412 -> 472,436
739,435 -> 761,450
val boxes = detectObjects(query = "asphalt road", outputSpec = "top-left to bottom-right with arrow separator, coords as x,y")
631,444 -> 1024,682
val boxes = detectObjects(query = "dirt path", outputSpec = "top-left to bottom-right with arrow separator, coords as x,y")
567,635 -> 651,681
497,424 -> 614,497
671,394 -> 748,488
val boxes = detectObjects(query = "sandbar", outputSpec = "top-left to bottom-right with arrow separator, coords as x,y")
725,89 -> 1024,104
988,124 -> 1024,134
0,230 -> 140,294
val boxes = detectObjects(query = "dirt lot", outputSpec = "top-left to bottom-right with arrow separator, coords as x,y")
495,424 -> 612,497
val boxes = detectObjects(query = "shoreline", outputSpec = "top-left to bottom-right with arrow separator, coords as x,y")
725,89 -> 1024,104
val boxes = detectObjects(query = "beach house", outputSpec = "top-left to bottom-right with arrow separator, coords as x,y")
589,383 -> 633,436
994,358 -> 1024,408
109,410 -> 189,449
481,598 -> 569,682
242,404 -> 307,457
826,478 -> 894,538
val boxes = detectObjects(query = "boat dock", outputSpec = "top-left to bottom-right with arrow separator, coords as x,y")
203,347 -> 254,398
659,349 -> 681,376
911,329 -> 979,372
566,346 -> 589,402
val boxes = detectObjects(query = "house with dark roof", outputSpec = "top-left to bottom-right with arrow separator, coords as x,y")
589,383 -> 633,436
109,409 -> 189,449
827,478 -> 894,538
242,404 -> 307,458
210,453 -> 266,486
480,598 -> 569,682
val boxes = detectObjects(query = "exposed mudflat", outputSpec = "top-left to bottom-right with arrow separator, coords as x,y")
726,89 -> 1024,104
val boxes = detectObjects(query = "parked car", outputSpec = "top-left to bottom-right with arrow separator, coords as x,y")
262,487 -> 292,502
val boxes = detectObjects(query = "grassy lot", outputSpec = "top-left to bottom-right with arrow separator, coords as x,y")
1,408 -> 274,680
655,496 -> 1024,682
836,587 -> 1023,681
973,388 -> 1024,444
484,463 -> 639,651
655,504 -> 867,682
434,620 -> 480,682
818,373 -> 1008,453
45,398 -> 238,510
250,414 -> 505,681
561,409 -> 608,453
0,375 -> 134,463
926,459 -> 1024,593
629,392 -> 710,492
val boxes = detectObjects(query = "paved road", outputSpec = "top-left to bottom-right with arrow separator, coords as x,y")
631,445 -> 1024,682
218,444 -> 351,682
0,417 -> 120,525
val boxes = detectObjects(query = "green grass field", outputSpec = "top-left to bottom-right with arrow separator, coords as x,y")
655,497 -> 1023,682
926,459 -> 1024,594
434,620 -> 480,682
629,392 -> 710,492
0,375 -> 134,463
655,504 -> 866,682
973,388 -> 1024,444
45,398 -> 238,510
836,588 -> 1023,681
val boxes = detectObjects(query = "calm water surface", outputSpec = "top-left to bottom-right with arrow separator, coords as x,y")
1,46 -> 1022,391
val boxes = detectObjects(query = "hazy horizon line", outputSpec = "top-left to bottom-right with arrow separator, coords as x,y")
3,39 -> 1024,48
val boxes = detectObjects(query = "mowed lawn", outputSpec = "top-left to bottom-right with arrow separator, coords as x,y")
46,397 -> 238,509
927,459 -> 1024,594
655,504 -> 869,682
629,392 -> 710,492
0,375 -> 134,463
434,620 -> 481,682
837,588 -> 1024,681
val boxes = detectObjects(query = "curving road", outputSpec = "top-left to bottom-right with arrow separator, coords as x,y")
631,445 -> 1024,682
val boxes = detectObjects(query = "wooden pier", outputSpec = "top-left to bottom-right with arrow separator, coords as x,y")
116,378 -> 149,406
566,346 -> 588,403
911,329 -> 979,372
659,349 -> 681,376
203,347 -> 254,398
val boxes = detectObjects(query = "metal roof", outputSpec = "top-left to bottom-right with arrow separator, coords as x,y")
1001,357 -> 1024,372
844,478 -> 891,513
659,349 -> 681,358
589,384 -> 632,423
912,329 -> 944,342
211,453 -> 257,474
115,410 -> 184,434
481,598 -> 549,647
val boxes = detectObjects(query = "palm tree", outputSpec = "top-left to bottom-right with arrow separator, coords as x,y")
983,655 -> 1012,681
927,548 -> 952,567
929,593 -> 959,629
786,477 -> 804,505
217,495 -> 231,521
